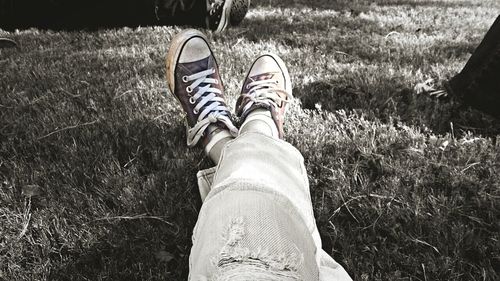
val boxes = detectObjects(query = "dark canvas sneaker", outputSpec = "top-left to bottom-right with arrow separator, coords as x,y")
236,53 -> 293,139
166,29 -> 237,147
206,0 -> 250,33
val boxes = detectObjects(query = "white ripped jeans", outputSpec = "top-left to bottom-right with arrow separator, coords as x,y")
189,132 -> 352,281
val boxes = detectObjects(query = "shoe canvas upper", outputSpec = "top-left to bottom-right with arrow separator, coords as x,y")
236,72 -> 290,138
174,56 -> 226,128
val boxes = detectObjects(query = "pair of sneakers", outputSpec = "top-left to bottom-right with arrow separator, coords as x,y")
165,29 -> 292,153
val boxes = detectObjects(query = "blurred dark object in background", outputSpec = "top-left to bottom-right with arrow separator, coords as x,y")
447,15 -> 500,119
0,0 -> 206,30
0,37 -> 17,48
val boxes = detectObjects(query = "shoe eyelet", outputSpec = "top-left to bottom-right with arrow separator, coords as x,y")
215,80 -> 219,85
186,86 -> 193,93
189,97 -> 196,104
193,108 -> 199,114
182,76 -> 189,83
246,84 -> 250,90
275,80 -> 279,84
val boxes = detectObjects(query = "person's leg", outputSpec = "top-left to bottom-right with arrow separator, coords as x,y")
187,53 -> 320,280
447,14 -> 500,118
170,43 -> 352,279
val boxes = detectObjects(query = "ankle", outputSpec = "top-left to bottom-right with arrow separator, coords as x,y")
203,125 -> 233,163
239,109 -> 279,138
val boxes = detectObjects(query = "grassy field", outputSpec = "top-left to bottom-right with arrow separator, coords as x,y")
1,0 -> 500,280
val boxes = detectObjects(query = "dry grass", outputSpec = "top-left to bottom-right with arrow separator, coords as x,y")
1,0 -> 499,280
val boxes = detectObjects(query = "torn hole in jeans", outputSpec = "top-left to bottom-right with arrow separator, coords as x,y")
209,217 -> 303,281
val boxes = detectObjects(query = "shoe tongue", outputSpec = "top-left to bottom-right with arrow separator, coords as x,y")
181,56 -> 212,74
251,73 -> 275,82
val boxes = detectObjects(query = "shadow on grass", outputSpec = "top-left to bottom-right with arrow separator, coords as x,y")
48,192 -> 196,281
40,118 -> 205,280
1,116 -> 206,280
242,12 -> 387,44
241,7 -> 482,68
294,80 -> 500,136
1,42 -> 215,279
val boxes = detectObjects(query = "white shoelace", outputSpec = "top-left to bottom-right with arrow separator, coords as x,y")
240,75 -> 291,116
184,68 -> 237,147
